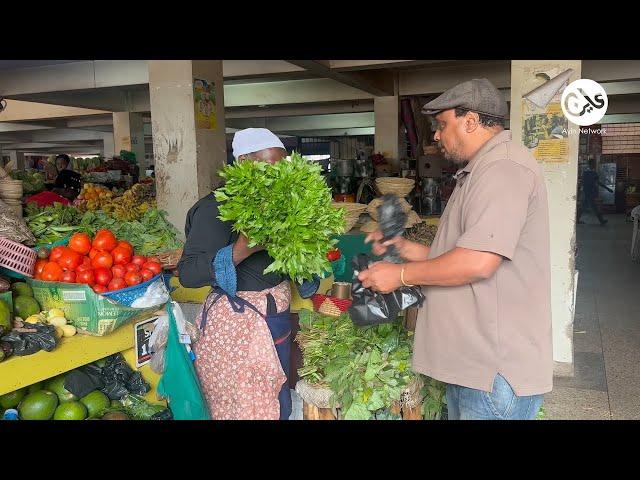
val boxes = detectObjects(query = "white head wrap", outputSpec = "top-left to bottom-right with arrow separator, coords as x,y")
232,128 -> 285,159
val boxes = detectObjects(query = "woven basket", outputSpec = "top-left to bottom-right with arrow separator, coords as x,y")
367,197 -> 413,221
156,247 -> 183,270
7,205 -> 22,218
311,293 -> 352,317
360,218 -> 379,233
332,202 -> 367,233
0,179 -> 24,197
375,178 -> 415,197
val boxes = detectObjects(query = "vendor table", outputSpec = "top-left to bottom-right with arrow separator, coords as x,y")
0,322 -> 164,405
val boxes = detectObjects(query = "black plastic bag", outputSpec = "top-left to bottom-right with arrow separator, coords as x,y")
64,353 -> 151,400
100,354 -> 150,399
65,366 -> 105,398
349,254 -> 425,327
377,194 -> 408,264
1,324 -> 58,356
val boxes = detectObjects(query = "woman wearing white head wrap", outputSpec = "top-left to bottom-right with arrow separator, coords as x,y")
178,128 -> 318,420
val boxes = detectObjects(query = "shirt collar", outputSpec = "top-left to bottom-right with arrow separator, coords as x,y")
455,130 -> 512,179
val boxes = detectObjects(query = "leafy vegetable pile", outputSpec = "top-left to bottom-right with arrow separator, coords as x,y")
25,202 -> 82,245
26,203 -> 183,256
295,309 -> 446,420
78,208 -> 183,256
215,152 -> 346,283
9,169 -> 45,194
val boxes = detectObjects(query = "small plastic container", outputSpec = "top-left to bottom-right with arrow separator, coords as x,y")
3,409 -> 19,420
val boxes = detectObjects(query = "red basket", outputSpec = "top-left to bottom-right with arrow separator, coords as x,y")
311,293 -> 352,318
0,236 -> 37,277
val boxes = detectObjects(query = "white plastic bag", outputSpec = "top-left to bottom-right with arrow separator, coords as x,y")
131,278 -> 171,308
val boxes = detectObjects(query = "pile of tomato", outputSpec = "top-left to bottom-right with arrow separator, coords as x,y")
34,230 -> 163,295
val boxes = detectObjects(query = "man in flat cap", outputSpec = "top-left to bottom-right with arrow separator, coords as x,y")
359,79 -> 552,420
178,128 -> 319,420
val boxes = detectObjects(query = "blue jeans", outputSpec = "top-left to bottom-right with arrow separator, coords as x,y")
446,374 -> 544,420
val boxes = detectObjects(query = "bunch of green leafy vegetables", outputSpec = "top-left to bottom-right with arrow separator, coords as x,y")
25,202 -> 83,245
215,152 -> 346,283
296,309 -> 445,420
78,208 -> 183,256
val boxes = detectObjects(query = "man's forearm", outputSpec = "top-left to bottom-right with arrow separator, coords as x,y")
232,240 -> 253,266
399,240 -> 431,262
402,248 -> 499,287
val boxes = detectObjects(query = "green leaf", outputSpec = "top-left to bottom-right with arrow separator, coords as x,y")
343,402 -> 371,420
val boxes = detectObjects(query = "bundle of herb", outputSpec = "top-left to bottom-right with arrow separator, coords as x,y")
296,309 -> 445,420
215,152 -> 346,283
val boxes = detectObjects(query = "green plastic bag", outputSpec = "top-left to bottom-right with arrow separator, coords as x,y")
157,302 -> 211,420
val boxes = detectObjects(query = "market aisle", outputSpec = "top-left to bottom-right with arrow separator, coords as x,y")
545,213 -> 640,419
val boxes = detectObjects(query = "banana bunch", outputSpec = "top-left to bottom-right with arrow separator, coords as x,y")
100,183 -> 156,221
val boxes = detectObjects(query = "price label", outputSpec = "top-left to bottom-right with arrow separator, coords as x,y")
134,316 -> 160,368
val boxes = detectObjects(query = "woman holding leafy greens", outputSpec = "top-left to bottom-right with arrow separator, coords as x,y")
178,128 -> 324,420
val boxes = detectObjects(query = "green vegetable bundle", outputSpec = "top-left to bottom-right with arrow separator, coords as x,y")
295,309 -> 446,420
215,152 -> 346,283
25,202 -> 83,245
78,208 -> 183,256
10,169 -> 45,194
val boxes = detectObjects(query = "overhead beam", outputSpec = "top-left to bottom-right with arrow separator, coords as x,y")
226,100 -> 373,119
226,112 -> 374,132
278,127 -> 375,137
287,60 -> 395,96
330,60 -> 453,71
0,123 -> 54,132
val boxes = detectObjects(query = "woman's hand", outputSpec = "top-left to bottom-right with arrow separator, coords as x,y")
232,233 -> 264,265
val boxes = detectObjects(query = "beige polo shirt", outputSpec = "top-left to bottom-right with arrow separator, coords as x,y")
412,130 -> 552,396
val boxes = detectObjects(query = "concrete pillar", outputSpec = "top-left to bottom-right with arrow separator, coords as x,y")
510,60 -> 582,376
102,132 -> 115,159
5,150 -> 25,171
113,112 -> 146,171
374,96 -> 400,169
148,60 -> 226,234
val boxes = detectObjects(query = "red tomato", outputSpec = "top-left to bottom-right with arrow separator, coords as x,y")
140,268 -> 154,282
108,277 -> 127,291
124,271 -> 142,287
326,249 -> 341,262
111,264 -> 126,279
111,246 -> 132,266
91,251 -> 113,269
125,263 -> 140,273
93,267 -> 113,287
131,256 -> 146,267
81,256 -> 92,269
68,233 -> 92,255
93,285 -> 108,294
49,246 -> 68,263
42,262 -> 64,282
117,241 -> 134,254
57,249 -> 82,271
141,261 -> 162,275
35,259 -> 48,276
76,269 -> 95,286
92,230 -> 118,252
146,256 -> 160,264
60,271 -> 76,283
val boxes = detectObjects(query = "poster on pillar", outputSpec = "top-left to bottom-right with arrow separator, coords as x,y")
193,78 -> 217,131
521,65 -> 573,163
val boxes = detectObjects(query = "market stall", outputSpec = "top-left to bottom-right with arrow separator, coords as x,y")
0,150 -> 444,421
0,159 -> 184,421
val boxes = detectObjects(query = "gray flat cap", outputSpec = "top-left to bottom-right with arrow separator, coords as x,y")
421,78 -> 507,118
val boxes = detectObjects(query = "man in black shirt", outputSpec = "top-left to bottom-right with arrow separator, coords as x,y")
53,154 -> 81,200
577,160 -> 613,226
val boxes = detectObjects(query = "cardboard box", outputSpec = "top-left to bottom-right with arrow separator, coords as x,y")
27,279 -> 161,336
